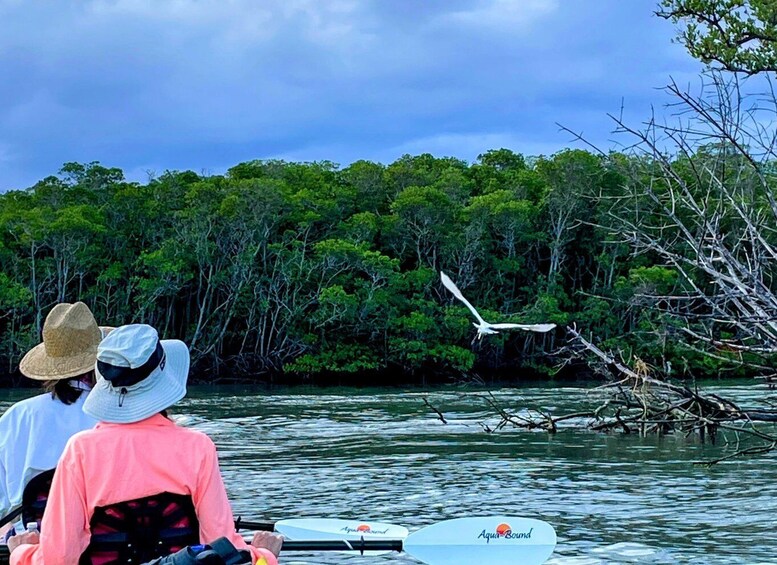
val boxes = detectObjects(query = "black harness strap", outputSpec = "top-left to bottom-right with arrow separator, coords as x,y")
0,505 -> 23,530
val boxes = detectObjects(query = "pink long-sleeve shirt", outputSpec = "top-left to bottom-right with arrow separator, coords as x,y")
10,414 -> 277,565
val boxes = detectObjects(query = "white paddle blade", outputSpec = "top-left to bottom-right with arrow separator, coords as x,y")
275,518 -> 409,556
403,516 -> 556,565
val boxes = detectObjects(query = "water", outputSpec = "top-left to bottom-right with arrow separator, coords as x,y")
2,384 -> 776,564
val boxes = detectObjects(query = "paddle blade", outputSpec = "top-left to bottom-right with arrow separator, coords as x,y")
403,516 -> 556,565
275,518 -> 409,556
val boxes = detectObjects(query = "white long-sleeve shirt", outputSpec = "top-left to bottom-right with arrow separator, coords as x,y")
0,383 -> 96,518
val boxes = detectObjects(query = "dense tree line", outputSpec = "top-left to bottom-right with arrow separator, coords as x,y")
0,147 -> 765,385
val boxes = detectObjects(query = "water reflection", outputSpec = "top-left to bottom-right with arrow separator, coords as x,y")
1,385 -> 775,563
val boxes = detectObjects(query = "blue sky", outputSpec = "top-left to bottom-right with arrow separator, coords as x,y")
0,0 -> 701,190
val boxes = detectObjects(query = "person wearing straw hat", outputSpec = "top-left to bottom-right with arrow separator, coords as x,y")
0,302 -> 109,531
7,324 -> 282,565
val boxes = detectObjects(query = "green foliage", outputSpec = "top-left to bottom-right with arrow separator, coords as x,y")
527,288 -> 571,327
0,273 -> 32,311
134,244 -> 192,297
0,148 -> 756,383
626,266 -> 678,295
285,344 -> 381,374
659,0 -> 777,74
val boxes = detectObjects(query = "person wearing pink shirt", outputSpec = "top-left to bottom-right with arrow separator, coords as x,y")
7,324 -> 282,565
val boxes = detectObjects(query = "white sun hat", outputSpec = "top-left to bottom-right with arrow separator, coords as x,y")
83,324 -> 190,423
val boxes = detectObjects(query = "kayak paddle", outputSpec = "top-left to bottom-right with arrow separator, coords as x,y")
278,516 -> 556,565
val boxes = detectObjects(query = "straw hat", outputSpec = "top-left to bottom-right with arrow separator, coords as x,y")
83,324 -> 190,424
20,302 -> 103,381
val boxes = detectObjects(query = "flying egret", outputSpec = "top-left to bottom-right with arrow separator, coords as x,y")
440,271 -> 556,340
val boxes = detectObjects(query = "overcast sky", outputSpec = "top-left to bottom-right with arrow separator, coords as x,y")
0,0 -> 701,190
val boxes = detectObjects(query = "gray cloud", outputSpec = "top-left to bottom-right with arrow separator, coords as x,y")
0,0 -> 700,189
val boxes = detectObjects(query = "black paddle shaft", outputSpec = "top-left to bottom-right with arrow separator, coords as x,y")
0,506 -> 23,529
233,518 -> 274,531
0,537 -> 407,564
281,539 -> 404,553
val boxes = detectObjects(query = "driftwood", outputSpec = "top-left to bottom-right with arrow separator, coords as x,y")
423,396 -> 448,424
459,326 -> 777,465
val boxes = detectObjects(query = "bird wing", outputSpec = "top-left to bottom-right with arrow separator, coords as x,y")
440,271 -> 486,324
489,323 -> 557,333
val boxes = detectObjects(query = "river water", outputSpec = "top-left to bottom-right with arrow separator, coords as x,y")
2,384 -> 776,564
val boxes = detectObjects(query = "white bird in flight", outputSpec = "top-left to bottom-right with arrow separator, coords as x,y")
440,271 -> 556,340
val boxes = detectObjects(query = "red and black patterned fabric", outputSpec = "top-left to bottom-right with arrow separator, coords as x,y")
79,492 -> 199,565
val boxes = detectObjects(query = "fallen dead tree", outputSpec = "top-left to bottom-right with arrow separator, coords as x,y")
465,325 -> 777,464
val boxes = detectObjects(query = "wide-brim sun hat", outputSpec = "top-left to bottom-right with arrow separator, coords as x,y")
83,324 -> 190,424
20,302 -> 104,381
